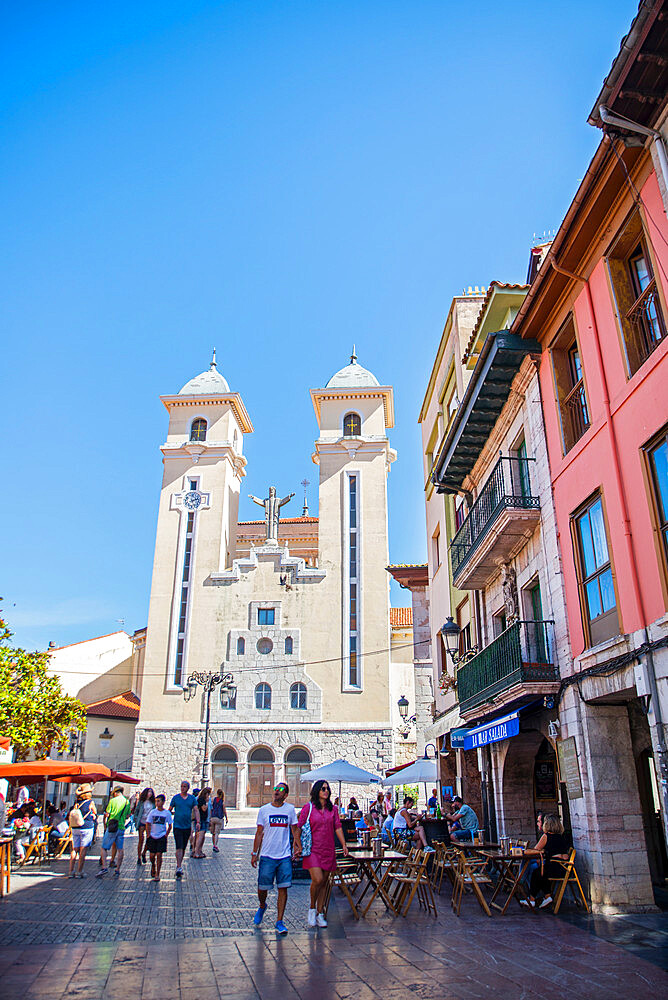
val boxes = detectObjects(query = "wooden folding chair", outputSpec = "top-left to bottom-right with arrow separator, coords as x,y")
451,849 -> 493,917
386,851 -> 437,917
548,849 -> 589,913
325,857 -> 362,919
20,825 -> 51,867
51,826 -> 73,859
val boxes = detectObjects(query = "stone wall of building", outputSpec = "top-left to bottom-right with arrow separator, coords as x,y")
133,724 -> 393,807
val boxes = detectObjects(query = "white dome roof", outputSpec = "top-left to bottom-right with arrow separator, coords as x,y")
325,349 -> 379,389
178,350 -> 229,395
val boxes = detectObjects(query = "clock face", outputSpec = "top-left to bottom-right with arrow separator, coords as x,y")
183,490 -> 202,510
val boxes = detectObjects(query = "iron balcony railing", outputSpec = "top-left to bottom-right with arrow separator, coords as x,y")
450,456 -> 540,580
562,377 -> 590,451
457,619 -> 558,714
627,278 -> 666,366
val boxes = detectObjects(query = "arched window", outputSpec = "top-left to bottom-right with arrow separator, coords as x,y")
190,418 -> 207,442
290,682 -> 307,710
285,636 -> 293,655
237,637 -> 245,655
255,683 -> 271,710
211,745 -> 237,762
343,412 -> 361,437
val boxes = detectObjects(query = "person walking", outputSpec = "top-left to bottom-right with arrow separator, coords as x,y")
97,786 -> 131,878
169,780 -> 199,879
298,779 -> 349,928
251,781 -> 301,935
145,794 -> 172,881
68,784 -> 97,878
134,787 -> 156,865
210,789 -> 228,853
193,787 -> 211,858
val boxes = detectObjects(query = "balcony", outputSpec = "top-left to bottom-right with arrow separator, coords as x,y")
457,620 -> 559,718
627,278 -> 666,368
450,456 -> 540,590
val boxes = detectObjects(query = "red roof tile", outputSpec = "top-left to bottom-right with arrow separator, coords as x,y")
390,608 -> 413,627
86,690 -> 140,720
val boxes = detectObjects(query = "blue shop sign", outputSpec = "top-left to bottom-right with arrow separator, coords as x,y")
463,711 -> 520,750
450,728 -> 469,749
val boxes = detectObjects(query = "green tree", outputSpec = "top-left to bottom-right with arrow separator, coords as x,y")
0,607 -> 87,761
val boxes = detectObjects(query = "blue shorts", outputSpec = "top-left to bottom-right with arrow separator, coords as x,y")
102,828 -> 125,851
452,828 -> 475,842
258,856 -> 292,890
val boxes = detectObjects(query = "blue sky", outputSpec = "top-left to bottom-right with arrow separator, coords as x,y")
1,0 -> 633,649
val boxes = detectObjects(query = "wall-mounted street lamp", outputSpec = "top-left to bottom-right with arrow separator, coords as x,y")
440,617 -> 478,666
183,671 -> 236,786
397,695 -> 417,740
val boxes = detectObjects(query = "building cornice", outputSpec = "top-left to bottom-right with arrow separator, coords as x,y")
208,544 -> 327,586
161,440 -> 248,476
160,392 -> 254,433
311,437 -> 397,467
310,386 -> 395,428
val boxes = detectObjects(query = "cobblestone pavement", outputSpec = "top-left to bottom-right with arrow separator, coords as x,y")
1,816 -> 666,1000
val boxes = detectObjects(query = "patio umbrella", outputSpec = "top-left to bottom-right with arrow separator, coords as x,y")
299,758 -> 381,808
382,756 -> 439,811
0,760 -> 119,819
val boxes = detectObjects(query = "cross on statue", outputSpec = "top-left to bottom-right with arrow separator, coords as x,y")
249,486 -> 295,544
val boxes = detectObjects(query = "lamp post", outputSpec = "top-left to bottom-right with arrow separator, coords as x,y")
440,617 -> 478,666
183,671 -> 236,787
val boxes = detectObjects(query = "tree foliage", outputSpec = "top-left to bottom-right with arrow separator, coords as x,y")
0,606 -> 87,761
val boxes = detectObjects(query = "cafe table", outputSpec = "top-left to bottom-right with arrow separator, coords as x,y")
348,849 -> 406,916
479,850 -> 530,914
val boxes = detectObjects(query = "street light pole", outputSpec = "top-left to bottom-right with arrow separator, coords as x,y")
183,670 -> 236,787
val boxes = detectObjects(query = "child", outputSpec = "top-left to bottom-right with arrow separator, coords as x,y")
145,794 -> 173,881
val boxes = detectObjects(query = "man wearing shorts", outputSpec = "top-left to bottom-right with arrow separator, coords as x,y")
97,786 -> 131,878
251,782 -> 301,935
169,780 -> 199,879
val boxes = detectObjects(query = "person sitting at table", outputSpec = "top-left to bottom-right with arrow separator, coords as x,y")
347,797 -> 359,814
446,796 -> 479,842
392,796 -> 434,852
353,810 -> 368,830
381,808 -> 396,845
520,813 -> 569,910
47,805 -> 69,851
369,792 -> 386,826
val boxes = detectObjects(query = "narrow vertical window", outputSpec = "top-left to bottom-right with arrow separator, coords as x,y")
348,475 -> 360,687
573,495 -> 619,646
190,418 -> 207,442
174,510 -> 196,686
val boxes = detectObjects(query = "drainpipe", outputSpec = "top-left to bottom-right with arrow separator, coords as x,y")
598,106 -> 668,217
551,255 -> 668,842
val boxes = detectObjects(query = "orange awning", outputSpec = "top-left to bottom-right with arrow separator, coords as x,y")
0,760 -> 113,783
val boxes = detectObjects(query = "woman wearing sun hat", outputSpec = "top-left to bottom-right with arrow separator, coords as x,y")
67,784 -> 97,878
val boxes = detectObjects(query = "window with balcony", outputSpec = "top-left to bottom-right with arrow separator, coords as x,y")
573,494 -> 619,647
608,212 -> 666,375
644,425 -> 668,583
551,315 -> 590,453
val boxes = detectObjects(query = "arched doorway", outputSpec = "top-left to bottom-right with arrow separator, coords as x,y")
211,745 -> 238,809
247,746 -> 275,807
284,746 -> 312,800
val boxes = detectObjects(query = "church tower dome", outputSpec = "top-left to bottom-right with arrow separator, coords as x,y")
325,347 -> 379,389
178,349 -> 230,395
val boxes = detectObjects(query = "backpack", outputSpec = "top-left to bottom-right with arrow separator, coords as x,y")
69,807 -> 84,828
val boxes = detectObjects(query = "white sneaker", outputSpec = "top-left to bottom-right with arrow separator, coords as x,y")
316,912 -> 328,927
539,895 -> 553,909
307,908 -> 317,927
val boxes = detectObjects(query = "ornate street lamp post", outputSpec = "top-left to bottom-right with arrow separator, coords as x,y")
396,695 -> 417,740
183,671 -> 236,787
440,617 -> 478,666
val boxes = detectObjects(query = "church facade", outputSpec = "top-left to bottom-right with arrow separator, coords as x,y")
132,352 -> 404,806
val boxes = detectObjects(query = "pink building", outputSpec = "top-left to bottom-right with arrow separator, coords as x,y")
511,1 -> 668,910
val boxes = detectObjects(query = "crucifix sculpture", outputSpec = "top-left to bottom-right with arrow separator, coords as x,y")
249,486 -> 295,544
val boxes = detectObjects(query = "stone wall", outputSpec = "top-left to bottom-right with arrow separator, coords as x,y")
133,723 -> 394,807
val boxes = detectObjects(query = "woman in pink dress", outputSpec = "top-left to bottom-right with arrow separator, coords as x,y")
298,779 -> 349,928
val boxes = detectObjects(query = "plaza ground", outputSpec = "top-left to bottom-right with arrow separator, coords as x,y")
1,811 -> 666,999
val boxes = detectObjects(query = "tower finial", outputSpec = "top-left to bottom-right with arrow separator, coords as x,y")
210,347 -> 217,370
301,478 -> 310,517
350,344 -> 357,364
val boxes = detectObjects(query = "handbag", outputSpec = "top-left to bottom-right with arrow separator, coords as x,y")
107,818 -> 119,833
300,803 -> 313,856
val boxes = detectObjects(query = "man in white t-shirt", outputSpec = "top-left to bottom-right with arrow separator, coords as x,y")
250,782 -> 301,935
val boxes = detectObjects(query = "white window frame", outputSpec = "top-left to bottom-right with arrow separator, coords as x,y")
166,476 -> 200,691
342,469 -> 363,691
